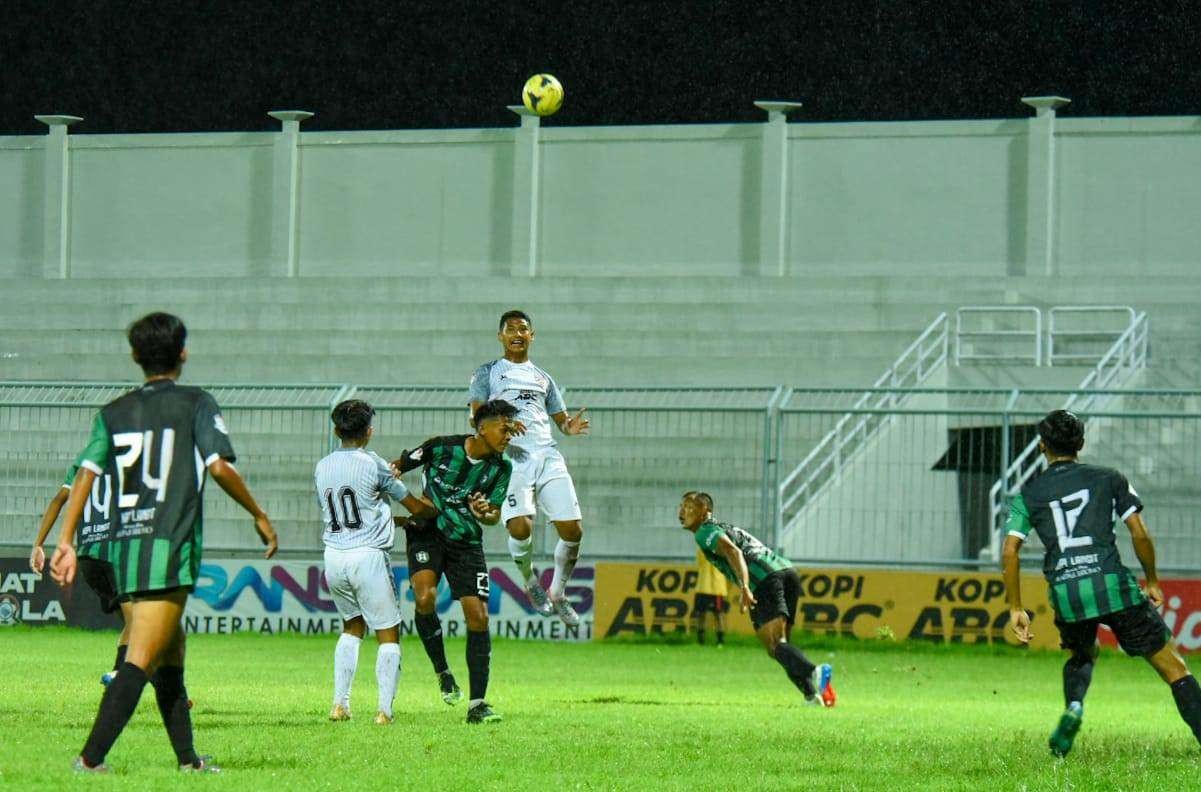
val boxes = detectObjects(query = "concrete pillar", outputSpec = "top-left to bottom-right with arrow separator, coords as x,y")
268,110 -> 314,277
1019,96 -> 1070,277
35,114 -> 83,278
508,105 -> 541,277
754,101 -> 802,277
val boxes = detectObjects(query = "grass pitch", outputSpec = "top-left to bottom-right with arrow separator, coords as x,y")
1,628 -> 1199,790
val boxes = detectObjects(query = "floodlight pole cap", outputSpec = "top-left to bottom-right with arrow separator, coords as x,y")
35,115 -> 84,128
1020,96 -> 1071,118
507,105 -> 541,129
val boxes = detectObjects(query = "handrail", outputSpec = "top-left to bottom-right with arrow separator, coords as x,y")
1048,305 -> 1138,365
955,306 -> 1042,366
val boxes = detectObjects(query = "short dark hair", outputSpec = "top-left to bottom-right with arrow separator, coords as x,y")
683,491 -> 714,511
127,312 -> 187,375
498,310 -> 532,331
331,399 -> 375,441
1038,409 -> 1085,457
473,399 -> 518,427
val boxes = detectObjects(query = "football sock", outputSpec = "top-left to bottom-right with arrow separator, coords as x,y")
1063,652 -> 1095,707
376,643 -> 400,718
334,632 -> 361,707
716,631 -> 725,645
696,628 -> 706,645
81,662 -> 149,767
150,665 -> 198,766
508,535 -> 536,584
549,539 -> 580,599
1170,675 -> 1201,745
773,643 -> 817,696
414,612 -> 450,675
113,644 -> 127,671
466,630 -> 491,702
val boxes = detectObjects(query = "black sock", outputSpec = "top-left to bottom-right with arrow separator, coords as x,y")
1063,653 -> 1095,706
113,644 -> 127,671
81,662 -> 149,766
151,666 -> 198,766
466,630 -> 491,702
716,631 -> 725,645
696,628 -> 705,645
773,643 -> 817,696
415,612 -> 450,676
1171,675 -> 1201,745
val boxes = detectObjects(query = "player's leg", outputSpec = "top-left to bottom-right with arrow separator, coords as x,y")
693,595 -> 708,644
79,557 -> 128,685
78,587 -> 188,770
407,528 -> 461,703
503,455 -> 552,614
447,544 -> 500,724
148,620 -> 207,770
357,550 -> 402,725
1048,616 -> 1097,757
714,595 -> 727,646
1116,601 -> 1201,746
539,453 -> 583,625
324,548 -> 364,720
755,571 -> 831,705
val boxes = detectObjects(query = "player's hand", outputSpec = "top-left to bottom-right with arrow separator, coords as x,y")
50,542 -> 77,586
1009,608 -> 1033,644
29,545 -> 45,574
1144,581 -> 1165,608
739,584 -> 756,612
563,408 -> 590,436
468,492 -> 499,522
255,514 -> 278,559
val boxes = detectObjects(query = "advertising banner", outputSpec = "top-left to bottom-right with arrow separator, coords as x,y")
184,558 -> 594,640
0,560 -> 121,630
1099,578 -> 1201,653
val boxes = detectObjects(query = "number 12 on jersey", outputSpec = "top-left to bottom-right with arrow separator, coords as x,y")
1050,488 -> 1092,549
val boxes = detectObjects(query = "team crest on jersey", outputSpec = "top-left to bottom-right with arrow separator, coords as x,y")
213,414 -> 229,435
416,551 -> 430,563
410,447 -> 424,462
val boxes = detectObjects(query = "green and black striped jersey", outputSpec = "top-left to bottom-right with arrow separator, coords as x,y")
1006,460 -> 1145,623
694,521 -> 791,593
62,456 -> 114,560
75,379 -> 236,595
395,435 -> 512,546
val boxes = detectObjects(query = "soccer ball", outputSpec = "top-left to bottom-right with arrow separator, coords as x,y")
522,74 -> 564,117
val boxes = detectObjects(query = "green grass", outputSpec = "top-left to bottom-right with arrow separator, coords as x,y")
1,628 -> 1199,790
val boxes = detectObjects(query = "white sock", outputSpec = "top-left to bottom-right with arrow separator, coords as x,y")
376,642 -> 401,718
508,535 -> 536,584
334,632 -> 362,708
549,539 -> 580,600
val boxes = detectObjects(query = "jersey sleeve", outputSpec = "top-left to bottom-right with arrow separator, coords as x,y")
545,373 -> 566,415
486,460 -> 513,506
194,391 -> 236,466
1005,493 -> 1034,539
395,437 -> 437,474
62,461 -> 81,489
694,522 -> 725,553
77,411 -> 112,476
371,451 -> 410,502
468,363 -> 493,405
1112,470 -> 1144,521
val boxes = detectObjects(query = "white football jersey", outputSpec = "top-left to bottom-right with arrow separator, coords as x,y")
314,448 -> 409,551
468,358 -> 565,459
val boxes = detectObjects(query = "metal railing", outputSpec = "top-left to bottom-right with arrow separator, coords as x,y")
1048,305 -> 1139,366
776,313 -> 949,541
955,306 -> 1043,366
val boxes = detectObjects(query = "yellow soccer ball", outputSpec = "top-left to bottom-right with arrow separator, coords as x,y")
522,74 -> 564,116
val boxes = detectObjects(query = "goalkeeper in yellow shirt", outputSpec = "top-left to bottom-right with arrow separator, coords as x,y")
693,547 -> 729,646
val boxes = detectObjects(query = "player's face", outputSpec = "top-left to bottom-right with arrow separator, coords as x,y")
678,497 -> 706,530
498,319 -> 534,355
478,416 -> 515,455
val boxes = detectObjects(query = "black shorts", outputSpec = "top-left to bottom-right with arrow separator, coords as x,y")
693,593 -> 728,616
78,556 -> 121,614
750,569 -> 801,630
405,525 -> 490,600
1055,600 -> 1171,658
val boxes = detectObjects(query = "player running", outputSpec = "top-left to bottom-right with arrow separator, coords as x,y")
469,310 -> 589,627
678,491 -> 836,706
393,399 -> 516,724
50,312 -> 278,774
316,399 -> 432,725
1003,409 -> 1201,757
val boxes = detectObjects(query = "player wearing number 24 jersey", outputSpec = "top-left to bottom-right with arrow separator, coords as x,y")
1003,409 -> 1201,758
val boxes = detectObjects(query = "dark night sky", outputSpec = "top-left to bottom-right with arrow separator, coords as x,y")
2,0 -> 1199,135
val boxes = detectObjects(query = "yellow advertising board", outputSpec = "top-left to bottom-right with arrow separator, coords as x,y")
594,563 -> 1059,649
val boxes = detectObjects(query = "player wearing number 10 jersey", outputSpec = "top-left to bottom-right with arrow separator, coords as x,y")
1003,409 -> 1201,758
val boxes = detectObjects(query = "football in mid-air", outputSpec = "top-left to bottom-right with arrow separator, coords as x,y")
522,74 -> 564,116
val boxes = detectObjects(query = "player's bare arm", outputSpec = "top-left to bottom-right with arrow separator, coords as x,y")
552,407 -> 589,436
209,459 -> 278,559
49,468 -> 97,586
31,487 -> 70,573
716,535 -> 756,609
1002,534 -> 1032,643
1126,512 -> 1163,607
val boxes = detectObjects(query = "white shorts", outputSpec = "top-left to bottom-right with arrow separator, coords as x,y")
323,547 -> 401,630
501,447 -> 581,524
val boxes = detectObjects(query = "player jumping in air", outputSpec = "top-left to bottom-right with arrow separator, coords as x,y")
50,312 -> 278,774
678,491 -> 836,706
469,310 -> 589,627
1003,409 -> 1201,757
393,400 -> 516,724
316,399 -> 432,725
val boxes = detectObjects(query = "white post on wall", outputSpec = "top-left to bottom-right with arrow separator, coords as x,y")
1020,96 -> 1070,277
754,101 -> 802,277
35,114 -> 83,279
508,105 -> 541,277
269,110 -> 314,277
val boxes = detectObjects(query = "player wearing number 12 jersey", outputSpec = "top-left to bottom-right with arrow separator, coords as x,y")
1003,410 -> 1201,757
315,399 -> 431,725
